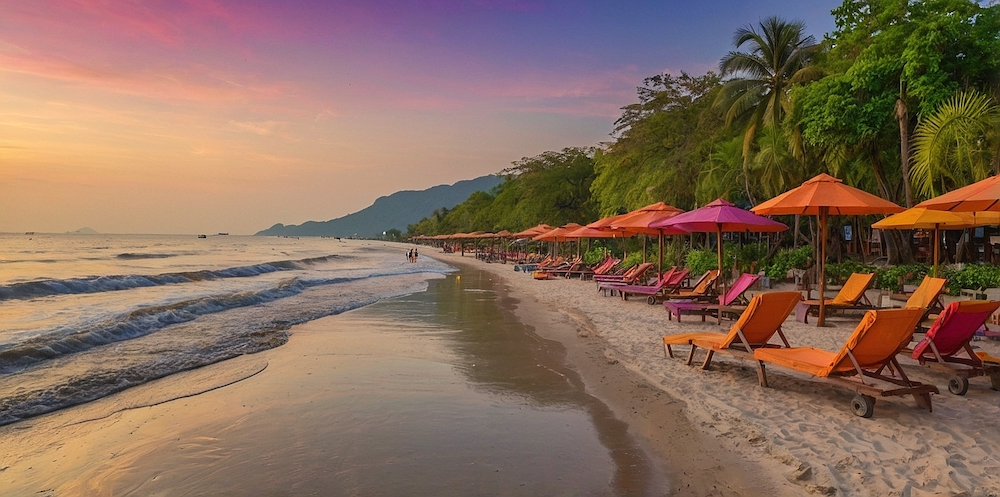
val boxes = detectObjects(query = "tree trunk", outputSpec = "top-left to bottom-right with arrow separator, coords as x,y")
895,95 -> 914,207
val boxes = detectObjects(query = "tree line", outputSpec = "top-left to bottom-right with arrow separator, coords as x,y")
408,0 -> 1000,262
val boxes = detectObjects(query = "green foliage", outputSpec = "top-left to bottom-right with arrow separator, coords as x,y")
620,251 -> 645,270
911,91 -> 1000,198
762,246 -> 813,280
407,148 -> 597,236
941,265 -> 1000,295
684,248 -> 719,276
733,243 -> 770,274
825,260 -> 876,284
592,72 -> 725,214
873,264 -> 929,292
583,247 -> 607,266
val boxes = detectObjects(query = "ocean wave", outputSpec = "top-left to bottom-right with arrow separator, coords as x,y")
0,255 -> 341,301
0,267 -> 444,374
116,252 -> 178,259
0,272 -> 443,424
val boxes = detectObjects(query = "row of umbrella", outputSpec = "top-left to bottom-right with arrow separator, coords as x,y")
418,172 -> 1000,327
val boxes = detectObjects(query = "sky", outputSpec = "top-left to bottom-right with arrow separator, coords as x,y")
0,0 -> 840,235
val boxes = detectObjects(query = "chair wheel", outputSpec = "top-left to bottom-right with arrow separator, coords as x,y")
850,394 -> 876,418
948,375 -> 970,395
647,296 -> 657,305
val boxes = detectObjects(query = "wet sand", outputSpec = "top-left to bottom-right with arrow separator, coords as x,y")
0,264 -> 698,496
443,256 -> 798,496
436,250 -> 1000,496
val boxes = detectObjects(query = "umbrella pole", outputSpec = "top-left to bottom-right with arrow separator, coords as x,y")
717,224 -> 724,325
658,232 -> 664,275
818,208 -> 829,327
933,225 -> 940,278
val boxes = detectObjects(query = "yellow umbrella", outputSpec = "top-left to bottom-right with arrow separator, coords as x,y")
872,208 -> 1000,277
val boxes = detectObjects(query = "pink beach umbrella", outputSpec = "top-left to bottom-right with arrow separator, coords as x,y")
653,198 -> 787,304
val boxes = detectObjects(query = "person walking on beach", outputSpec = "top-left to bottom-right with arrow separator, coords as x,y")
406,249 -> 412,262
412,248 -> 418,262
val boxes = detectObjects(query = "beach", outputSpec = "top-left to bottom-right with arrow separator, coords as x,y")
0,243 -> 691,496
432,250 -> 1000,496
4,241 -> 1000,496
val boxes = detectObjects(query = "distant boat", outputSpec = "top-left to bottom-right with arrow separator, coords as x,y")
218,232 -> 229,236
197,234 -> 207,238
25,232 -> 34,235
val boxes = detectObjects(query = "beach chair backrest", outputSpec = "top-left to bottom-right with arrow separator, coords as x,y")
667,268 -> 691,287
827,308 -> 923,375
831,273 -> 875,305
657,267 -> 678,285
723,291 -> 802,347
904,276 -> 947,309
719,273 -> 761,305
912,300 -> 1000,359
596,258 -> 621,275
691,269 -> 720,295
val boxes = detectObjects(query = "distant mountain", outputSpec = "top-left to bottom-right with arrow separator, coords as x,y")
68,227 -> 99,234
255,175 -> 503,238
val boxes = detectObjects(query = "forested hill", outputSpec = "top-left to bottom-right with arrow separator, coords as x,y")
255,175 -> 502,238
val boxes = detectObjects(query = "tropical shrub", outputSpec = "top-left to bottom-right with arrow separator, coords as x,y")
873,264 -> 929,292
762,246 -> 812,280
685,248 -> 720,275
825,260 -> 876,284
582,247 -> 607,266
942,264 -> 1000,295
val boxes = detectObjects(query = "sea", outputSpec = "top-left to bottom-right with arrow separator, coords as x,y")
0,233 -> 452,425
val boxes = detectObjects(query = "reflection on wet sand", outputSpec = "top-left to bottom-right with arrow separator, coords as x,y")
425,269 -> 666,496
0,266 -> 667,496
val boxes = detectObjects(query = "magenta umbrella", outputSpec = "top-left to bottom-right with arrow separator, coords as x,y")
652,199 -> 788,308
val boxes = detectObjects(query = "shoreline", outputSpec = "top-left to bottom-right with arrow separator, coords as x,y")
428,249 -> 1000,496
437,252 -> 799,496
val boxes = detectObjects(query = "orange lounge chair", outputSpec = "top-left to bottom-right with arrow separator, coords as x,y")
795,272 -> 875,324
900,276 -> 948,320
754,308 -> 937,418
908,300 -> 1000,395
662,291 -> 802,373
665,273 -> 761,322
664,269 -> 719,300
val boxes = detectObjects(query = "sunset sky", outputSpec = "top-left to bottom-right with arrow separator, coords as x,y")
1,0 -> 839,234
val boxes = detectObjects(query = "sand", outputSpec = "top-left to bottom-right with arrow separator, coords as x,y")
432,251 -> 1000,497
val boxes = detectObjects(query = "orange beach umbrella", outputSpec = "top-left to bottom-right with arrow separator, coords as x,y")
611,202 -> 687,272
753,173 -> 904,326
915,174 -> 1000,212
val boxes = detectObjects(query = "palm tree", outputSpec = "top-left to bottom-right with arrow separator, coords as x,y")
911,90 -> 1000,198
715,16 -> 821,164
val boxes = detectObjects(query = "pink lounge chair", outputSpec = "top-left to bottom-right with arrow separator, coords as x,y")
596,263 -> 656,294
664,273 -> 761,322
613,268 -> 689,304
908,300 -> 1000,395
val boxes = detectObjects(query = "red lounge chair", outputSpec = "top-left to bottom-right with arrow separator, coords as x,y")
909,300 -> 1000,395
612,268 -> 689,304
